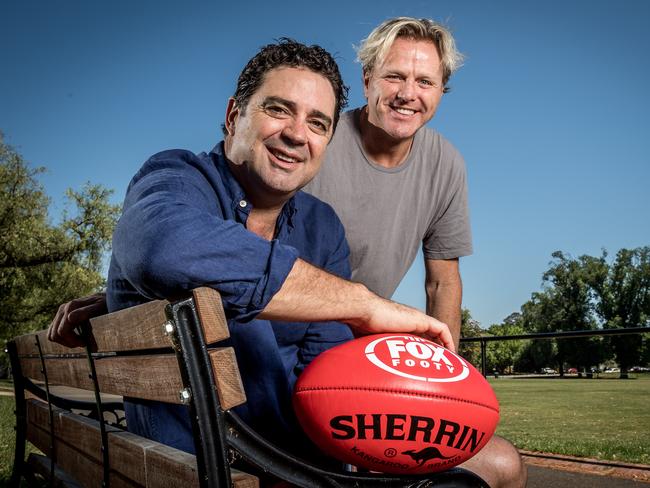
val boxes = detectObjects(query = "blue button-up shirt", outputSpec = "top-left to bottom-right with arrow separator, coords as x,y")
107,143 -> 353,454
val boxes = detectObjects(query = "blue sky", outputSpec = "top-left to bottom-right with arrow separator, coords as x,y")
2,0 -> 649,328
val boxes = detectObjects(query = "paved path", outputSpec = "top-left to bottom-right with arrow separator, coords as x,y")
527,465 -> 650,487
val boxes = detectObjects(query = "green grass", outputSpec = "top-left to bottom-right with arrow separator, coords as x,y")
0,393 -> 17,486
0,376 -> 648,484
490,374 -> 650,464
0,380 -> 39,487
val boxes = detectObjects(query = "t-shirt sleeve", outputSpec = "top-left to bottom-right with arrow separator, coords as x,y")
422,147 -> 473,260
111,151 -> 299,322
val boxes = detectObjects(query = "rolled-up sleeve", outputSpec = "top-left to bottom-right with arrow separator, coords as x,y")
111,151 -> 299,321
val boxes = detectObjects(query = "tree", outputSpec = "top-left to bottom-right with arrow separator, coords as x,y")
540,251 -> 603,375
585,248 -> 650,378
485,321 -> 526,374
459,308 -> 483,368
517,292 -> 557,372
0,133 -> 120,372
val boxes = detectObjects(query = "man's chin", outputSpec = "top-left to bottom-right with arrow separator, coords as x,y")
383,124 -> 420,142
379,115 -> 423,140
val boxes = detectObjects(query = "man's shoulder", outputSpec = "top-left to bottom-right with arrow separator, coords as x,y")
129,149 -> 216,186
140,148 -> 211,172
416,125 -> 461,157
413,126 -> 466,177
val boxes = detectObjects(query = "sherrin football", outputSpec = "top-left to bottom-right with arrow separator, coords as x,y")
293,334 -> 499,474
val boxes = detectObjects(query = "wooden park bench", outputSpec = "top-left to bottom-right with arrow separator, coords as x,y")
8,287 -> 489,487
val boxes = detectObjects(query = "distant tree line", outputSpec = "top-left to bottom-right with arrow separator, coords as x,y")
460,249 -> 650,378
0,133 -> 120,375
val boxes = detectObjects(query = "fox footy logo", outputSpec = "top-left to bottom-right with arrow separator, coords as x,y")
364,335 -> 469,383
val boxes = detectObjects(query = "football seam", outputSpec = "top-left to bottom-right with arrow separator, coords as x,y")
295,386 -> 499,414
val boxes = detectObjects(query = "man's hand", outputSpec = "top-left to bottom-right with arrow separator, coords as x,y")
47,293 -> 107,348
345,295 -> 455,352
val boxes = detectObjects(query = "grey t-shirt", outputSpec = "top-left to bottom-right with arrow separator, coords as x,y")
304,108 -> 473,299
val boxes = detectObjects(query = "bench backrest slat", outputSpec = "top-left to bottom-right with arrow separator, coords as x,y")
19,347 -> 246,408
20,354 -> 184,403
27,398 -> 198,487
14,288 -> 230,357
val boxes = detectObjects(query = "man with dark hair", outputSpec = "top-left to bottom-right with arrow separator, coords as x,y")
50,39 -> 453,458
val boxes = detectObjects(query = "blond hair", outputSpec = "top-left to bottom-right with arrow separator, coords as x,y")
357,17 -> 464,92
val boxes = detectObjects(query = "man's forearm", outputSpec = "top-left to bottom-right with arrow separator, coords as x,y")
426,283 -> 462,349
259,258 -> 371,323
425,259 -> 463,349
260,258 -> 455,350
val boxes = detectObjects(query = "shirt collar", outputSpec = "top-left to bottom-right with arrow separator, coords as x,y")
210,142 -> 297,232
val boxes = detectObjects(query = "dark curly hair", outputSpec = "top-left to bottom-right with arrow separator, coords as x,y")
223,38 -> 349,135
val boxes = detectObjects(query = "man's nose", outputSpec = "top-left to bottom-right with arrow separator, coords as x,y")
282,118 -> 308,145
397,79 -> 417,101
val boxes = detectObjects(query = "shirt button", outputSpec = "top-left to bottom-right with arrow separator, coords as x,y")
239,200 -> 247,208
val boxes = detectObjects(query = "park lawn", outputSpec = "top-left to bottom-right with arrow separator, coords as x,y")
0,383 -> 18,485
0,376 -> 648,484
490,374 -> 650,464
0,380 -> 40,487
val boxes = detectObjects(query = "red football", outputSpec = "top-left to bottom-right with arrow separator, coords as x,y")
293,334 -> 499,474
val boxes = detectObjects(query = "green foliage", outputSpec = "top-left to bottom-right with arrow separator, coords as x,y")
459,308 -> 483,367
585,247 -> 650,377
0,133 -> 120,367
539,251 -> 603,373
505,248 -> 650,375
485,321 -> 526,374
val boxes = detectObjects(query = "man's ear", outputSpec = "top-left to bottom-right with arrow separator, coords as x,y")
362,69 -> 371,99
225,98 -> 240,136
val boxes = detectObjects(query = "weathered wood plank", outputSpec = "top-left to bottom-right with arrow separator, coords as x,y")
14,299 -> 170,356
193,287 -> 230,344
27,399 -> 258,487
209,348 -> 246,410
15,287 -> 230,358
89,299 -> 171,352
27,453 -> 84,488
27,418 -> 140,487
20,354 -> 184,403
13,333 -> 84,357
231,470 -> 261,488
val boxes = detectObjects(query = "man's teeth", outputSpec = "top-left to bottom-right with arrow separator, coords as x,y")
272,150 -> 298,163
394,107 -> 415,115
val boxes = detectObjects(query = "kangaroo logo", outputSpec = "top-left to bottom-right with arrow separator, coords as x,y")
402,447 -> 451,466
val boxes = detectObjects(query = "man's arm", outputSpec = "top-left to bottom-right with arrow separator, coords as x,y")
49,260 -> 455,351
425,258 -> 462,350
262,258 -> 454,348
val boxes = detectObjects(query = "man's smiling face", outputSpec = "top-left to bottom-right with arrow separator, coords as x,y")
363,37 -> 444,142
225,66 -> 336,202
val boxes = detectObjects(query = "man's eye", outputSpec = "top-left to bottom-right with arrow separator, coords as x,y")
309,120 -> 328,134
265,105 -> 287,116
419,79 -> 434,87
